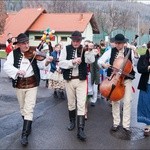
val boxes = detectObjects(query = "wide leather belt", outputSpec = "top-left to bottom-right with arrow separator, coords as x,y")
71,76 -> 79,79
16,75 -> 37,89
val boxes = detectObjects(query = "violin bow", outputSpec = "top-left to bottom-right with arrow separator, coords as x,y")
80,47 -> 84,58
25,53 -> 37,73
17,50 -> 37,79
109,66 -> 134,79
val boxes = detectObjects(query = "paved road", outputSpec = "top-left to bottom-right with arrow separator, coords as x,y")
0,59 -> 150,149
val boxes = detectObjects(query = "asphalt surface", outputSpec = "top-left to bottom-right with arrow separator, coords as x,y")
0,58 -> 150,149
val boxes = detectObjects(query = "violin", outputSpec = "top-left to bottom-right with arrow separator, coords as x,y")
99,49 -> 133,101
24,48 -> 59,64
24,48 -> 46,61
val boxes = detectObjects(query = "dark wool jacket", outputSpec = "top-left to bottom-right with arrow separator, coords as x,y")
137,49 -> 150,91
90,55 -> 100,85
12,48 -> 40,88
62,45 -> 87,80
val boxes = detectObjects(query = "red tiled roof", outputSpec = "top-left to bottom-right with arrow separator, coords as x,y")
29,13 -> 94,33
0,8 -> 45,44
0,8 -> 99,45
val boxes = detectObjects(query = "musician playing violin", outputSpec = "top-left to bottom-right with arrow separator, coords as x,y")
3,33 -> 53,146
58,31 -> 95,141
98,34 -> 139,134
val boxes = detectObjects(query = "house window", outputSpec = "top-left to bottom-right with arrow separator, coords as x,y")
34,35 -> 55,41
61,36 -> 67,42
34,36 -> 41,41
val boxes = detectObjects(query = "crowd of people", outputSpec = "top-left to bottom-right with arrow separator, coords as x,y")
3,30 -> 150,146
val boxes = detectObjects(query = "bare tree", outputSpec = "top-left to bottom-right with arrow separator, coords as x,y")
0,0 -> 7,35
119,9 -> 135,34
139,19 -> 149,36
46,0 -> 88,13
4,0 -> 150,43
95,4 -> 125,37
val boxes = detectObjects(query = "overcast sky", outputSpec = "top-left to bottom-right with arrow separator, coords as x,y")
137,0 -> 150,4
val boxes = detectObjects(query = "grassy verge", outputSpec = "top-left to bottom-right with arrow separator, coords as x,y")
0,50 -> 7,59
137,47 -> 147,55
0,47 -> 147,59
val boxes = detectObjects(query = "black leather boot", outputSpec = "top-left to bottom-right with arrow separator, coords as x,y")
45,79 -> 48,88
68,110 -> 76,131
20,120 -> 32,146
53,90 -> 58,98
59,91 -> 65,99
77,115 -> 86,141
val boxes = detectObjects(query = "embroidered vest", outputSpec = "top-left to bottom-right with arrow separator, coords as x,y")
12,48 -> 40,87
107,47 -> 135,80
62,45 -> 87,80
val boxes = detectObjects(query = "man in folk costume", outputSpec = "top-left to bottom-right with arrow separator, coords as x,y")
58,31 -> 95,141
98,34 -> 139,133
3,33 -> 53,146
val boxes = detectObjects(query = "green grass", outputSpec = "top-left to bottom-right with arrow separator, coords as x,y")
137,47 -> 147,55
0,47 -> 147,59
0,50 -> 7,59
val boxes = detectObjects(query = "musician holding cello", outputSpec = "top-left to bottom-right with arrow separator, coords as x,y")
58,31 -> 95,141
3,33 -> 53,146
98,34 -> 139,134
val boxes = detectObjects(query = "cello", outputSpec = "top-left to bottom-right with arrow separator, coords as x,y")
99,49 -> 133,101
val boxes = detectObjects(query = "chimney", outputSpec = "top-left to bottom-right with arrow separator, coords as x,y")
79,14 -> 83,21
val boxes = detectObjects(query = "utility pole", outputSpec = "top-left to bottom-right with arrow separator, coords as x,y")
148,29 -> 150,41
111,0 -> 114,38
137,11 -> 140,47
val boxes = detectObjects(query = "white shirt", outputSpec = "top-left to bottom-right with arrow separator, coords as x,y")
98,48 -> 139,69
3,50 -> 43,79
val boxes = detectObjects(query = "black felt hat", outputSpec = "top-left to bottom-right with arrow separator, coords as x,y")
14,33 -> 29,44
110,34 -> 128,43
70,31 -> 85,40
